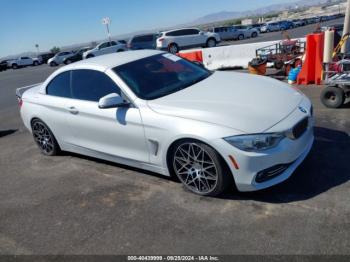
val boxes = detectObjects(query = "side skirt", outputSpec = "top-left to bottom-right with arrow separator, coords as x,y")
60,142 -> 169,176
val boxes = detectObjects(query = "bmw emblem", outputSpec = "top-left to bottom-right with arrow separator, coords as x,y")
299,106 -> 307,114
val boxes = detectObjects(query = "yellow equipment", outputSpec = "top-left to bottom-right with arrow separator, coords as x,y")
332,33 -> 350,58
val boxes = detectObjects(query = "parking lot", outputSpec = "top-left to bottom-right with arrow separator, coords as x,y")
0,64 -> 349,255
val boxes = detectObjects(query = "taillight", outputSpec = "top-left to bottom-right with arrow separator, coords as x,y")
127,43 -> 131,49
18,98 -> 23,108
158,38 -> 164,42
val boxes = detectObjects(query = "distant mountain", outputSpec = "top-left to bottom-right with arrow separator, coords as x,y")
191,0 -> 341,25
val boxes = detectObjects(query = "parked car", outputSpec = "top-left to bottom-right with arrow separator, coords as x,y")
127,34 -> 158,50
0,60 -> 8,71
260,22 -> 281,33
62,47 -> 91,64
16,50 -> 314,197
210,26 -> 241,41
156,28 -> 220,54
38,53 -> 55,64
249,23 -> 264,32
211,25 -> 258,40
83,41 -> 127,59
292,19 -> 306,27
47,51 -> 74,66
7,57 -> 35,69
231,25 -> 260,40
278,21 -> 295,30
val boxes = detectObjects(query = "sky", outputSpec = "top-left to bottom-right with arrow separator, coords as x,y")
0,0 -> 292,57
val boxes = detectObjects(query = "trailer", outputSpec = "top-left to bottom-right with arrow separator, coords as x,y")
256,39 -> 306,75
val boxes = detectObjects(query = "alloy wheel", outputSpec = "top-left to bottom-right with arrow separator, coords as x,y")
173,143 -> 218,194
32,121 -> 55,154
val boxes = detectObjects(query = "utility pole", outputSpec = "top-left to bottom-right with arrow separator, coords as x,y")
35,44 -> 39,55
341,0 -> 350,53
102,17 -> 112,44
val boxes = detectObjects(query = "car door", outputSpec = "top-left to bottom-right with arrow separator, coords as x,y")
42,71 -> 74,143
65,69 -> 149,162
97,42 -> 111,55
189,29 -> 206,46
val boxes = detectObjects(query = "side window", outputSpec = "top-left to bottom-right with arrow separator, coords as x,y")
111,41 -> 117,46
189,29 -> 200,35
71,70 -> 121,102
166,30 -> 182,36
99,42 -> 109,49
46,71 -> 71,98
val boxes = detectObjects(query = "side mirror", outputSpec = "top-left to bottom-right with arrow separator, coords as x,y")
98,93 -> 130,109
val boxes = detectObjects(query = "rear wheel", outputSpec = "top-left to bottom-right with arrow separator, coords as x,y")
65,59 -> 72,65
171,140 -> 232,196
238,34 -> 244,40
33,61 -> 39,66
168,43 -> 179,54
206,38 -> 216,48
31,119 -> 60,156
321,86 -> 345,108
49,61 -> 57,67
12,64 -> 18,69
86,54 -> 94,59
251,32 -> 258,38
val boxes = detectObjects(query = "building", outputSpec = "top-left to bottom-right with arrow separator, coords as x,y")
241,18 -> 258,25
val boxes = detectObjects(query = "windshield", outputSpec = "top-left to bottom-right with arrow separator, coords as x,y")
113,53 -> 211,100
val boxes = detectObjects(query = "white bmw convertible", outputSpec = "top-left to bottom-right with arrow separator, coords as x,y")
16,50 -> 314,196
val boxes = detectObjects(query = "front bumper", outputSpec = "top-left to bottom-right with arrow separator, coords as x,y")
212,103 -> 314,192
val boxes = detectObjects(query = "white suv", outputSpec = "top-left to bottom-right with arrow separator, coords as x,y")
156,28 -> 220,53
83,41 -> 127,59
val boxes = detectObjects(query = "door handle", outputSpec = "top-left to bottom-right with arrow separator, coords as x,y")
68,106 -> 79,115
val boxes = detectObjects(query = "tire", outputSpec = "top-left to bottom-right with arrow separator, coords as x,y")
238,34 -> 244,40
274,60 -> 284,70
168,43 -> 179,54
49,61 -> 57,67
206,38 -> 216,48
170,140 -> 232,196
64,59 -> 72,65
251,32 -> 258,38
321,86 -> 345,108
116,49 -> 124,52
31,119 -> 60,156
12,64 -> 18,69
33,61 -> 39,66
266,29 -> 271,33
86,54 -> 94,59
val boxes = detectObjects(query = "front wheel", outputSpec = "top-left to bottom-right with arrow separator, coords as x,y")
33,61 -> 39,66
238,34 -> 244,40
206,38 -> 216,48
31,119 -> 60,156
12,64 -> 18,69
171,141 -> 232,196
86,54 -> 94,59
49,61 -> 57,67
251,32 -> 258,38
321,86 -> 345,108
65,59 -> 72,65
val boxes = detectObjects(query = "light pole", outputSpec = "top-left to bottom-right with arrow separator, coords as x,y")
35,44 -> 39,55
102,17 -> 112,43
341,0 -> 350,53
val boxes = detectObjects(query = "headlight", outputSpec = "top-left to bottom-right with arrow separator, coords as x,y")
224,133 -> 285,152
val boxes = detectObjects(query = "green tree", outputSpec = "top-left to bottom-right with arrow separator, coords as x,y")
50,46 -> 60,54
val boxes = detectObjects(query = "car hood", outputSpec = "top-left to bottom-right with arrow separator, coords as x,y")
147,71 -> 304,133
